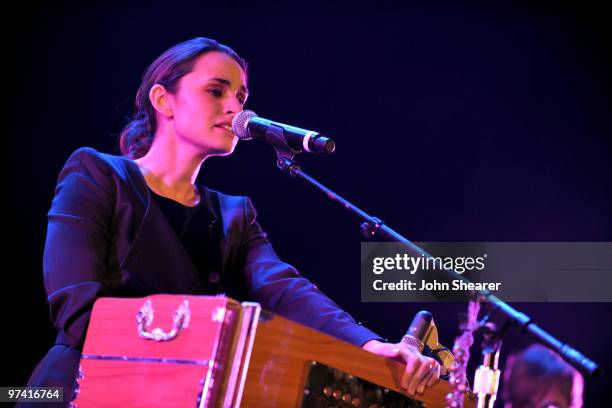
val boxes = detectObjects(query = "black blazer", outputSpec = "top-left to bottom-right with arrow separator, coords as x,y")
25,147 -> 380,406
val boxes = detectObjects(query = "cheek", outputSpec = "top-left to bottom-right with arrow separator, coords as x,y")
172,94 -> 222,134
178,104 -> 213,130
198,101 -> 223,125
179,93 -> 217,114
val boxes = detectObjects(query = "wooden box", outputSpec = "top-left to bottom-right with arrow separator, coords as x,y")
72,295 -> 257,407
72,295 -> 472,407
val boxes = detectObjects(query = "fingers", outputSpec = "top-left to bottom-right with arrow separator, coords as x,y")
367,342 -> 440,396
400,351 -> 419,391
399,352 -> 440,396
407,357 -> 433,395
426,360 -> 441,387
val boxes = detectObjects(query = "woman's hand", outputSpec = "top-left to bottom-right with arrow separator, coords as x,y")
362,339 -> 440,396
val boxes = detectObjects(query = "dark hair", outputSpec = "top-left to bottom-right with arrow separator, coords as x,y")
502,344 -> 582,408
119,37 -> 247,159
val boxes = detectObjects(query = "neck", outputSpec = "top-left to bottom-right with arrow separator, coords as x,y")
134,131 -> 208,205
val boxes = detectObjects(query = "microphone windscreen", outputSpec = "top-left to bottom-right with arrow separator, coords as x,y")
232,110 -> 257,140
402,310 -> 434,352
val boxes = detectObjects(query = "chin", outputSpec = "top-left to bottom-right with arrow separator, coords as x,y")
206,138 -> 238,157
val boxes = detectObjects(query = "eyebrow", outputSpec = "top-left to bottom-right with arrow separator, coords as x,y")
208,77 -> 249,95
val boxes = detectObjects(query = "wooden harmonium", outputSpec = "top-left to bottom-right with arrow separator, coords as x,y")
72,295 -> 472,407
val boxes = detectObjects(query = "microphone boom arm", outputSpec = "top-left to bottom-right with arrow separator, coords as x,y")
274,155 -> 602,380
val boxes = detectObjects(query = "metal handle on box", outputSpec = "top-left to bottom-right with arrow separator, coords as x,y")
136,299 -> 191,341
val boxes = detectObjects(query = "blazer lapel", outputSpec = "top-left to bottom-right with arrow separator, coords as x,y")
119,162 -> 200,294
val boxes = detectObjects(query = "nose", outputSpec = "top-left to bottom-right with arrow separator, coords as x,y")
224,95 -> 243,114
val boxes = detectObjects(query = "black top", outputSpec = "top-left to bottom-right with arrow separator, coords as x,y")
150,189 -> 221,292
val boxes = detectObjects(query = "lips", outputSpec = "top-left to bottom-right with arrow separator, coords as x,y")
215,124 -> 234,133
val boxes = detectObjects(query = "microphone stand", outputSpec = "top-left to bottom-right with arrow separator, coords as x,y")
473,322 -> 503,408
271,142 -> 602,380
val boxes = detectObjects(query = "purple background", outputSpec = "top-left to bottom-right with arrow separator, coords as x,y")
8,2 -> 611,405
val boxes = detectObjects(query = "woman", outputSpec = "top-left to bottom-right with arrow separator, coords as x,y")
25,37 -> 439,405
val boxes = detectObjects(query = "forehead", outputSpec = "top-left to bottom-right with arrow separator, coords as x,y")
187,51 -> 247,89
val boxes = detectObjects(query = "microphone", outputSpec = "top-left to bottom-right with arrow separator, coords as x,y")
402,310 -> 434,352
402,310 -> 455,378
232,110 -> 336,154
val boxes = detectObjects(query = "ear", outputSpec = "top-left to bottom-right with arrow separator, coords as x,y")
149,84 -> 173,118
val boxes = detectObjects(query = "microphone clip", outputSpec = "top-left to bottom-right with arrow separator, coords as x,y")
423,324 -> 455,380
403,313 -> 456,380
